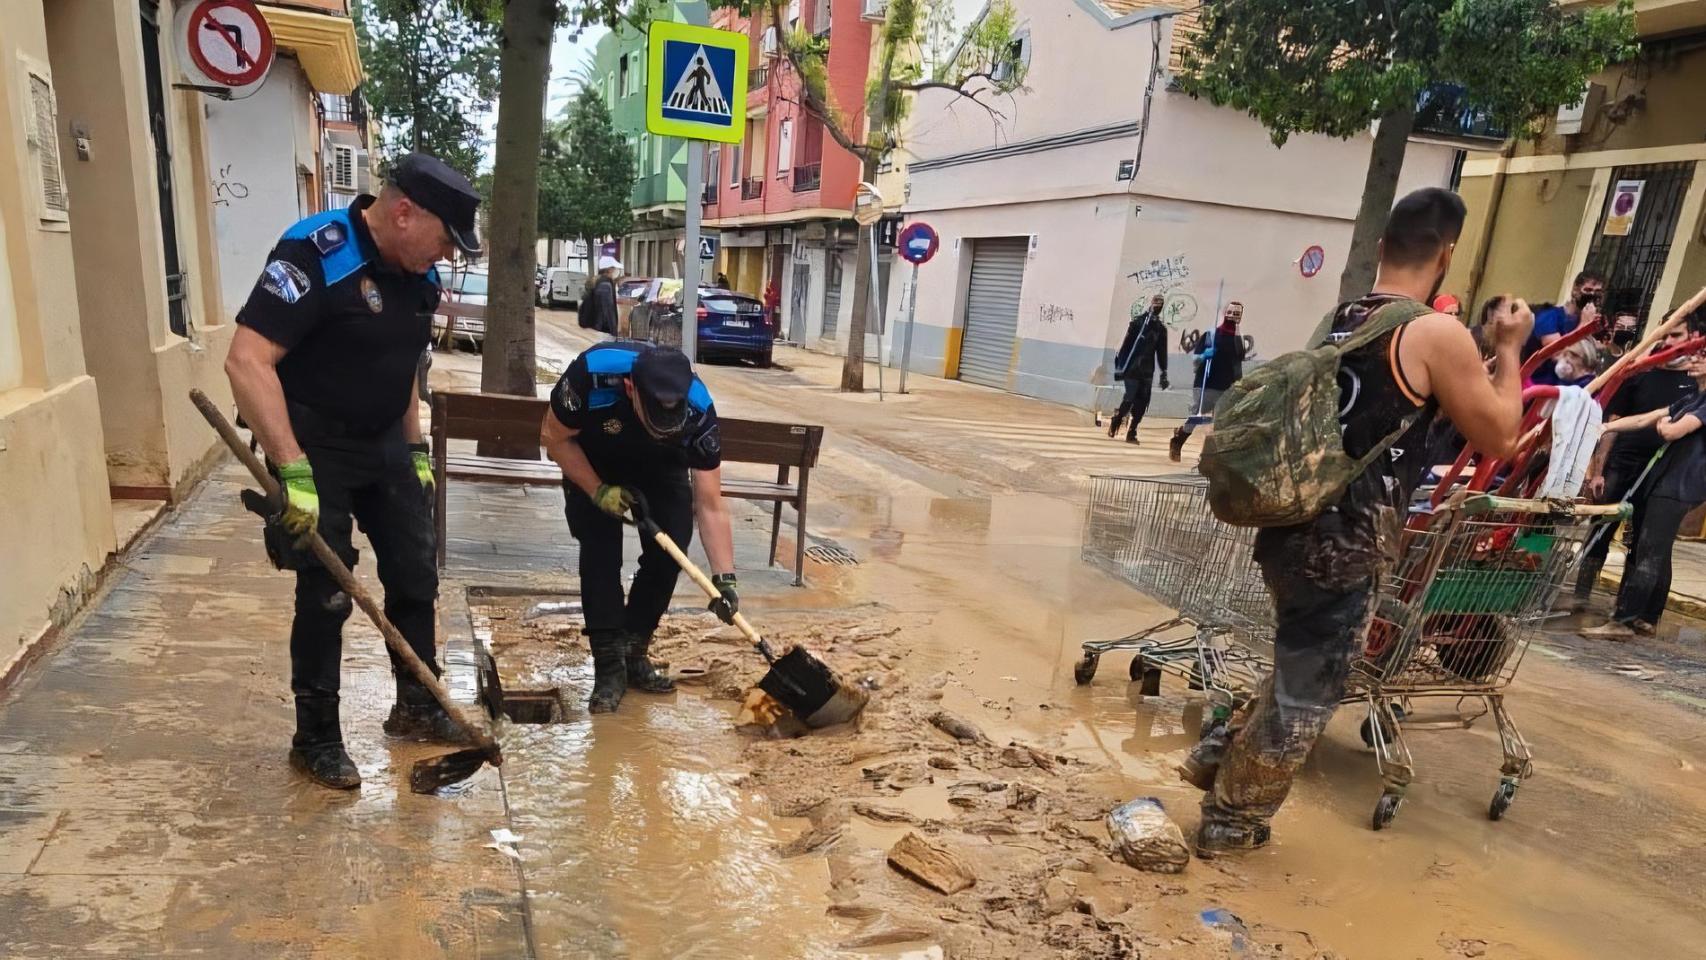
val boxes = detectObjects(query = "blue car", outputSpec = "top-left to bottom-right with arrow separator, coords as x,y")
661,286 -> 774,367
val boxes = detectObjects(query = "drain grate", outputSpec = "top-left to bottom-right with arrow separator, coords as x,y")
806,543 -> 859,566
501,689 -> 565,724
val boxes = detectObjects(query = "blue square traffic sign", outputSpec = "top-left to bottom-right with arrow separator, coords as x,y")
647,22 -> 748,143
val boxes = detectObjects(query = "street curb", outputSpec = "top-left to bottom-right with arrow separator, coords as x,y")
1596,567 -> 1706,619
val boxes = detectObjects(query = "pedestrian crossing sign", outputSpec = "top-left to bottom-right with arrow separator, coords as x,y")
646,21 -> 748,143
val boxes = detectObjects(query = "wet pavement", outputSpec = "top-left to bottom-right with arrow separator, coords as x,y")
6,318 -> 1706,957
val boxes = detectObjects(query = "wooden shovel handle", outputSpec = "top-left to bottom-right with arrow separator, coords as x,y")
640,519 -> 777,664
189,390 -> 500,760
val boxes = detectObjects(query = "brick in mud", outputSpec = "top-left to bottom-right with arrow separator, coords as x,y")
887,831 -> 977,894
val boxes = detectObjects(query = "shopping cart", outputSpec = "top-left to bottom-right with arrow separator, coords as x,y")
1354,492 -> 1623,829
1075,475 -> 1272,715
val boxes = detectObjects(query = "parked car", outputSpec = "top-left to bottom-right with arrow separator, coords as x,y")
432,267 -> 488,352
659,286 -> 774,367
541,267 -> 588,309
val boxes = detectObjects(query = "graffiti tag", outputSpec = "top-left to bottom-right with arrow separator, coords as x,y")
1037,303 -> 1074,325
211,164 -> 250,207
1127,254 -> 1191,285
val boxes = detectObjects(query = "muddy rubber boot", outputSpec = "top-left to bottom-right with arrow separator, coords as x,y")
1125,427 -> 1140,445
383,677 -> 471,745
1168,429 -> 1186,463
624,632 -> 676,694
1107,415 -> 1123,439
289,696 -> 360,790
587,631 -> 629,714
1194,820 -> 1270,859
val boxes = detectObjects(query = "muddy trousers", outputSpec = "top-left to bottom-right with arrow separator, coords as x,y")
1108,375 -> 1153,438
288,432 -> 440,750
1198,563 -> 1374,831
563,473 -> 695,640
1573,463 -> 1638,602
1612,494 -> 1698,627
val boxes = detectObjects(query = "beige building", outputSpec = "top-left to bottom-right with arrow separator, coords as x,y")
0,0 -> 349,671
1449,0 -> 1706,322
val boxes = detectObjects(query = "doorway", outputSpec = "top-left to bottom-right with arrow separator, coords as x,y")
140,0 -> 187,337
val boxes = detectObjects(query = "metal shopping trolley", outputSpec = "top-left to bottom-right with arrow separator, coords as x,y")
1075,475 -> 1273,716
1354,492 -> 1624,829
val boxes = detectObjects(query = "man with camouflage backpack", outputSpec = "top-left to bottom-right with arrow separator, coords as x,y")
1180,188 -> 1534,855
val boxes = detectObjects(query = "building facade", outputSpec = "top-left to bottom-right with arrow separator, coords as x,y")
1,0 -> 335,669
880,0 -> 1456,409
592,0 -> 691,279
702,0 -> 876,345
1447,0 -> 1706,326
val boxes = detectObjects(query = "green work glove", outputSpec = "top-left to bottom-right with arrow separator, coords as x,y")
409,443 -> 434,494
276,458 -> 320,536
708,573 -> 739,625
593,483 -> 635,519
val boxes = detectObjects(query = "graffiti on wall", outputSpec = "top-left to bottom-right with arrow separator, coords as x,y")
211,164 -> 250,207
1126,253 -> 1199,329
1037,303 -> 1074,326
1128,254 -> 1191,286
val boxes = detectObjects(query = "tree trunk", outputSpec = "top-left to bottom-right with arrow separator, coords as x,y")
838,161 -> 883,394
479,0 -> 553,406
1337,99 -> 1417,304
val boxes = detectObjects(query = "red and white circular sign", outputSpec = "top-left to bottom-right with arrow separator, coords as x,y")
186,0 -> 275,88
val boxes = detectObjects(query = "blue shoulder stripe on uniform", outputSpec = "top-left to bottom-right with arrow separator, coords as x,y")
427,266 -> 441,288
322,239 -> 367,286
688,377 -> 713,414
281,208 -> 367,286
281,208 -> 348,241
584,345 -> 640,376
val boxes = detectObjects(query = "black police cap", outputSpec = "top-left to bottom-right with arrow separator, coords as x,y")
391,152 -> 482,256
632,346 -> 694,436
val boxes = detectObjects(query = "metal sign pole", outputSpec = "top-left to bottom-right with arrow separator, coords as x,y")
898,261 -> 919,394
868,226 -> 884,400
682,142 -> 702,361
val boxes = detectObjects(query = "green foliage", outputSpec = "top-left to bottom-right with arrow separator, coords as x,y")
1178,0 -> 1638,146
353,0 -> 502,176
538,89 -> 635,242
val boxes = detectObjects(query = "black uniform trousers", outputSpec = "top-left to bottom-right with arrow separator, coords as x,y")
1613,494 -> 1698,627
563,469 -> 695,639
1112,373 -> 1154,431
288,415 -> 439,747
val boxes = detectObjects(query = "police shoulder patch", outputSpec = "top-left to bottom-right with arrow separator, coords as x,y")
310,222 -> 347,255
261,259 -> 312,304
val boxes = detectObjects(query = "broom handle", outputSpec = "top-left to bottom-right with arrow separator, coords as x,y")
641,521 -> 778,664
189,390 -> 498,757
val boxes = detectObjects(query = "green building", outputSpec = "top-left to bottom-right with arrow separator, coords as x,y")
590,0 -> 699,278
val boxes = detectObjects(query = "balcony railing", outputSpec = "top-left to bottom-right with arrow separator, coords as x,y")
748,66 -> 768,89
741,176 -> 765,200
791,162 -> 822,192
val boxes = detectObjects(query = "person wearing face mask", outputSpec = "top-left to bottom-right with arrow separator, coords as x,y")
1571,322 -> 1700,612
541,343 -> 737,713
1583,331 -> 1706,641
224,152 -> 481,789
1168,302 -> 1248,462
1526,270 -> 1606,383
1549,338 -> 1601,388
1604,310 -> 1641,360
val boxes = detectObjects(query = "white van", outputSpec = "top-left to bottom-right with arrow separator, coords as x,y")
539,267 -> 589,309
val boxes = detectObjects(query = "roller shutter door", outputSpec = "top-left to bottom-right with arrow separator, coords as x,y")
957,238 -> 1028,388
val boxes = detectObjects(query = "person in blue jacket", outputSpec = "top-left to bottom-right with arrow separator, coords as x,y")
1169,302 -> 1248,462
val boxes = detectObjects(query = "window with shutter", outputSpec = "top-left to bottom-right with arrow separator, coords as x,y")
25,65 -> 69,223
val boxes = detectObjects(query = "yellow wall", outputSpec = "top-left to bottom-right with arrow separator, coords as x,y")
1516,44 -> 1706,159
1447,168 -> 1600,313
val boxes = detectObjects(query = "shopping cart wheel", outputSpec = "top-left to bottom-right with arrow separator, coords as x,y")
1073,654 -> 1100,686
1372,792 -> 1402,831
1129,657 -> 1163,695
1488,779 -> 1518,821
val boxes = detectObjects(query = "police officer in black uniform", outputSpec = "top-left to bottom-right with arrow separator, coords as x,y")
224,152 -> 481,789
541,342 -> 738,713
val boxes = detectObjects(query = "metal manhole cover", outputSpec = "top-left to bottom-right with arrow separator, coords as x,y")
806,544 -> 859,566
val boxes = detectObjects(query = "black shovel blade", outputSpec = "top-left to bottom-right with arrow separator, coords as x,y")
409,747 -> 499,795
757,646 -> 869,729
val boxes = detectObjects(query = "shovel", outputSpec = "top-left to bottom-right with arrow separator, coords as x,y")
629,497 -> 868,728
189,389 -> 502,793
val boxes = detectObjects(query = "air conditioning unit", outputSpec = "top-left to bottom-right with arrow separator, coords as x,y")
330,144 -> 358,192
861,0 -> 887,20
761,26 -> 779,57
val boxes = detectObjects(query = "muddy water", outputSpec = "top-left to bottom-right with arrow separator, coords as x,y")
803,488 -> 1706,958
474,605 -> 851,958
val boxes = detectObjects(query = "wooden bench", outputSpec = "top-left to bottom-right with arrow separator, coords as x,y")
429,390 -> 824,584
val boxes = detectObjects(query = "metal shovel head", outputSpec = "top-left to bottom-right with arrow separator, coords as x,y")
757,645 -> 869,729
409,746 -> 502,795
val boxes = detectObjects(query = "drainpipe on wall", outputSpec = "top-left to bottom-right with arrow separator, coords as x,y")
1462,141 -> 1517,312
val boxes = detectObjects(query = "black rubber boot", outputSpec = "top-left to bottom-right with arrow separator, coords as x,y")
1107,415 -> 1123,438
383,675 -> 471,744
625,632 -> 676,694
289,696 -> 360,790
1195,820 -> 1271,858
587,631 -> 629,714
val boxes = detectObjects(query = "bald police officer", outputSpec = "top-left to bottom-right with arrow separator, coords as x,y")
225,153 -> 480,789
541,343 -> 739,713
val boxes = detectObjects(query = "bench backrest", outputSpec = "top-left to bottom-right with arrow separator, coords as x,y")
431,391 -> 823,469
432,391 -> 548,458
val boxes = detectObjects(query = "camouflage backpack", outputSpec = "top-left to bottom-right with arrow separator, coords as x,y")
1198,298 -> 1432,527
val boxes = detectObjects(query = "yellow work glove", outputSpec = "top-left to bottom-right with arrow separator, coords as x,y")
593,483 -> 635,519
276,458 -> 320,536
409,443 -> 434,494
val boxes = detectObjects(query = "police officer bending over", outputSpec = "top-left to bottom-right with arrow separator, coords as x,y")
224,152 -> 481,789
542,343 -> 739,713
